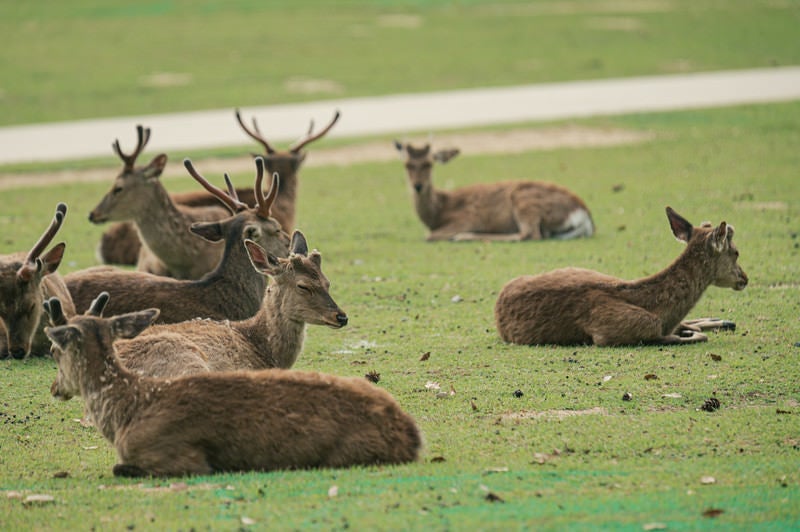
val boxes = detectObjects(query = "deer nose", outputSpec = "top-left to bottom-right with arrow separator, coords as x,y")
413,183 -> 423,193
10,347 -> 27,360
336,313 -> 348,327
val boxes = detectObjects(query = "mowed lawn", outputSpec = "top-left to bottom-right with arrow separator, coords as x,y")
1,0 -> 799,529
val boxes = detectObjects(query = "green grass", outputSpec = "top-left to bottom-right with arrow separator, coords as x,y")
1,0 -> 799,126
1,101 -> 799,529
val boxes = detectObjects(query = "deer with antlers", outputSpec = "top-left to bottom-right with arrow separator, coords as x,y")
44,292 -> 420,477
236,108 -> 340,232
0,203 -> 76,359
395,141 -> 595,241
495,207 -> 747,346
65,158 -> 290,322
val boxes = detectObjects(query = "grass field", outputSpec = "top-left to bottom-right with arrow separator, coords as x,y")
1,101 -> 799,529
1,0 -> 799,126
1,0 -> 799,529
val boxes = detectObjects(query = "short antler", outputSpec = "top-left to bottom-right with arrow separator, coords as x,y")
43,297 -> 67,326
235,109 -> 275,154
17,203 -> 67,281
290,110 -> 340,153
183,159 -> 249,214
253,157 -> 279,219
87,292 -> 110,317
113,125 -> 151,170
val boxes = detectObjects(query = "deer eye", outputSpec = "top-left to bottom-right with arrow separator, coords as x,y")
297,284 -> 312,295
421,162 -> 432,170
112,186 -> 123,195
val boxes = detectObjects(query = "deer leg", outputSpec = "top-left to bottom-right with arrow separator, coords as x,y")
679,317 -> 736,332
586,301 -> 673,346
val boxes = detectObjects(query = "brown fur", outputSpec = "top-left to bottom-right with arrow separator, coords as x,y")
116,232 -> 348,378
45,302 -> 421,477
495,207 -> 748,346
395,141 -> 595,241
0,204 -> 75,358
66,160 -> 291,323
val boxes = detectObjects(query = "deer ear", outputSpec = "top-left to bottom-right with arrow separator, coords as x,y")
290,231 -> 309,256
143,154 -> 168,179
710,221 -> 730,253
40,242 -> 66,275
245,239 -> 281,275
666,206 -> 693,243
191,221 -> 225,242
45,325 -> 80,350
393,140 -> 404,153
111,309 -> 160,340
433,149 -> 460,164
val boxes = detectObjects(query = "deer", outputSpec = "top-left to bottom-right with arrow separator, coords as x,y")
90,125 -> 244,279
394,141 -> 595,242
494,207 -> 748,346
111,231 -> 347,379
0,203 -> 76,359
44,292 -> 421,477
236,108 -> 341,232
65,157 -> 291,323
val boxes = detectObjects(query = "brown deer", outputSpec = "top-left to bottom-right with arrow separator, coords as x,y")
236,108 -> 340,231
65,158 -> 291,322
44,293 -> 421,477
394,141 -> 595,241
113,231 -> 347,378
495,207 -> 747,346
90,125 -> 237,279
0,203 -> 76,359
95,126 -> 258,267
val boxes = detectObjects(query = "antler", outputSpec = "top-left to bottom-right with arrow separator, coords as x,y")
113,125 -> 151,170
43,297 -> 67,326
183,159 -> 249,214
289,110 -> 341,153
252,157 -> 279,219
235,109 -> 275,154
17,203 -> 67,280
87,292 -> 110,317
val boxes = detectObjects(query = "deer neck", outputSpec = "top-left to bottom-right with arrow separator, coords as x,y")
413,187 -> 447,230
233,285 -> 306,369
203,232 -> 267,314
621,243 -> 714,333
132,185 -> 198,256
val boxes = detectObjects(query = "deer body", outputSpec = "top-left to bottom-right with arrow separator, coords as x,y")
0,204 -> 75,358
67,159 -> 290,323
90,126 -> 231,279
495,207 -> 748,346
395,141 -> 594,241
45,298 -> 420,477
116,232 -> 348,378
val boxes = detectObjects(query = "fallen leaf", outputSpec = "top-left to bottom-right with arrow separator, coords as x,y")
419,352 -> 430,361
425,381 -> 441,391
702,508 -> 724,518
23,494 -> 55,505
241,516 -> 256,526
52,471 -> 69,479
662,393 -> 682,398
6,491 -> 23,499
82,446 -> 99,450
449,385 -> 456,396
776,409 -> 792,414
328,485 -> 339,498
430,456 -> 446,463
451,295 -> 462,303
470,400 -> 478,411
642,523 -> 667,531
365,370 -> 380,384
435,391 -> 452,399
603,375 -> 613,382
644,374 -> 658,381
484,467 -> 509,474
485,492 -> 504,503
699,397 -> 721,412
700,476 -> 716,485
709,353 -> 722,361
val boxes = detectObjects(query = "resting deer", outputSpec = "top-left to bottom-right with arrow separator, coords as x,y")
45,293 -> 420,477
0,203 -> 76,359
111,231 -> 347,378
394,141 -> 595,242
66,158 -> 290,322
495,207 -> 747,346
95,126 -> 257,268
236,108 -> 340,231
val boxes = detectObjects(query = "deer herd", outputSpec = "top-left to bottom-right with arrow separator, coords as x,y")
1,109 -> 747,478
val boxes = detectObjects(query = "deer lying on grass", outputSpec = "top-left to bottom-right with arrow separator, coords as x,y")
0,203 -> 76,359
111,231 -> 347,378
495,207 -> 747,346
96,126 -> 257,268
90,125 -> 237,279
66,158 -> 290,322
236,108 -> 340,231
394,141 -> 595,242
45,293 -> 420,477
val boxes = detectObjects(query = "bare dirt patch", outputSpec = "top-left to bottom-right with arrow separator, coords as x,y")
0,125 -> 654,191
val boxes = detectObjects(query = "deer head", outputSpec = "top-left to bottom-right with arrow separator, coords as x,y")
394,141 -> 460,195
235,109 -> 340,180
245,231 -> 348,329
0,203 -> 67,359
666,206 -> 748,291
89,125 -> 168,223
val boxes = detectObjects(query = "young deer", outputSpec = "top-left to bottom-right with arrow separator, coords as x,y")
45,293 -> 420,477
90,125 -> 235,279
114,231 -> 347,378
66,158 -> 291,323
394,141 -> 595,242
236,108 -> 340,232
495,207 -> 748,346
0,203 -> 76,359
